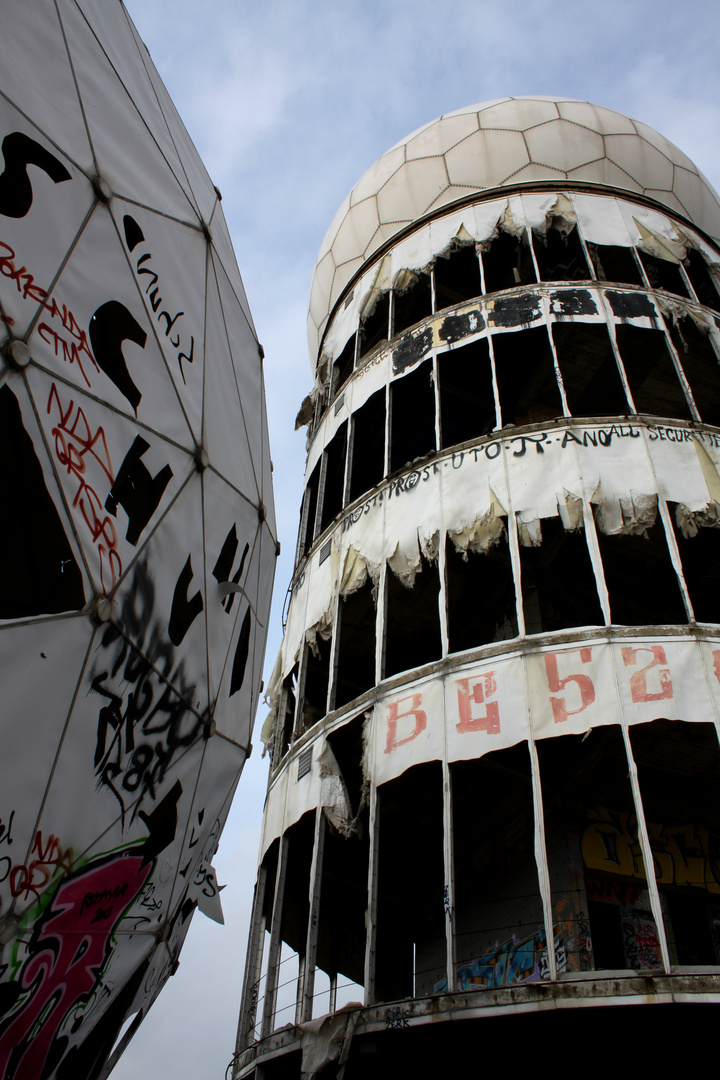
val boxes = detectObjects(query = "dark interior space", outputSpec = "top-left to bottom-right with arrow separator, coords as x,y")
349,388 -> 386,503
683,248 -> 720,312
359,292 -> 390,361
596,519 -> 688,626
393,273 -> 432,336
390,359 -> 436,472
552,323 -> 629,417
668,501 -> 720,623
481,230 -> 536,293
334,579 -> 376,708
445,531 -> 517,653
518,516 -> 603,633
299,460 -> 321,558
492,326 -> 563,426
332,334 -> 356,397
316,807 -> 369,988
277,666 -> 298,759
587,243 -> 643,286
438,338 -> 496,448
664,314 -> 720,426
318,421 -> 347,534
615,325 -> 692,419
533,224 -> 590,283
384,554 -> 442,678
298,636 -> 332,734
638,250 -> 690,298
434,244 -> 482,309
278,813 -> 315,960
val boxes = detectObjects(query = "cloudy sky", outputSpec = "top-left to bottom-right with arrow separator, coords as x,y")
113,1 -> 720,1076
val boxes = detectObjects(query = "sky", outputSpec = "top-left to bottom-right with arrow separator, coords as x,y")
112,1 -> 720,1076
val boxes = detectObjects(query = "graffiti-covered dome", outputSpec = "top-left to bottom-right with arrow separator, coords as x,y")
307,96 -> 720,363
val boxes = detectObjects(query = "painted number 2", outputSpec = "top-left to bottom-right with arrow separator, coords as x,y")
621,645 -> 673,703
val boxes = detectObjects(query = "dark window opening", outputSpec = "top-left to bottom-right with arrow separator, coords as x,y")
533,224 -> 590,283
452,745 -> 544,990
481,230 -> 536,293
384,553 -> 442,678
434,245 -> 482,310
277,666 -> 298,761
596,517 -> 688,626
334,579 -> 376,709
492,326 -> 563,427
318,421 -> 347,534
668,501 -> 720,623
445,531 -> 516,653
349,389 -> 386,503
393,273 -> 432,337
664,315 -> 720,426
376,763 -> 444,1000
629,720 -> 720,966
358,292 -> 390,361
683,248 -> 720,313
299,460 -> 321,558
390,359 -> 436,473
518,515 -> 603,633
316,807 -> 369,988
553,323 -> 629,418
638,250 -> 690,298
326,716 -> 366,818
615,325 -> 692,420
438,338 -> 496,449
298,636 -> 331,734
332,334 -> 356,397
260,839 -> 280,925
278,814 -> 315,961
587,243 -> 643,287
538,726 -> 637,973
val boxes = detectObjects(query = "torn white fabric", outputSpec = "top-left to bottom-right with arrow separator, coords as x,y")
633,217 -> 686,263
300,1007 -> 361,1079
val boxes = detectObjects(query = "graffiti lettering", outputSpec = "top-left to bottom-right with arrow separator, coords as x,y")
455,925 -> 565,990
89,300 -> 147,413
0,131 -> 71,218
105,434 -> 172,546
0,829 -> 74,901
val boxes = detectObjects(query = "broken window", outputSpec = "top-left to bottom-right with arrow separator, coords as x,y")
668,502 -> 720,623
334,579 -> 376,709
434,245 -> 482,310
358,291 -> 390,361
438,338 -> 496,449
629,720 -> 720,966
638,249 -> 690,298
664,315 -> 720,426
445,531 -> 516,653
276,665 -> 298,762
533,224 -> 590,283
595,516 -> 688,626
392,272 -> 432,337
298,459 -> 321,559
537,725 -> 638,973
518,515 -> 603,634
384,553 -> 442,679
552,323 -> 629,418
452,745 -> 545,990
615,326 -> 692,419
297,635 -> 332,734
389,358 -> 436,473
586,243 -> 644,287
316,800 -> 369,991
481,230 -> 536,293
318,421 -> 347,534
349,388 -> 386,503
492,326 -> 563,427
332,334 -> 356,397
376,763 -> 444,1000
682,248 -> 720,313
277,813 -> 316,1010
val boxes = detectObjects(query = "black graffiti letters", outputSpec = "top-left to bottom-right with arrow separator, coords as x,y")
89,300 -> 147,413
212,524 -> 249,614
105,435 -> 172,545
230,608 -> 251,698
0,132 -> 71,218
168,555 -> 203,646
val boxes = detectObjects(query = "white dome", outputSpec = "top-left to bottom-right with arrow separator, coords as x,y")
308,96 -> 720,360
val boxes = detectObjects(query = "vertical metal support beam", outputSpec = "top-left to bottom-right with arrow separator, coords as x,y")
621,725 -> 672,973
658,497 -> 695,622
363,781 -> 379,1004
442,758 -> 456,993
302,807 -> 326,1021
295,953 -> 306,1026
236,865 -> 268,1052
261,834 -> 289,1039
528,737 -> 557,982
328,972 -> 338,1013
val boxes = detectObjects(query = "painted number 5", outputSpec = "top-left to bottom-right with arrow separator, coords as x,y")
545,648 -> 595,723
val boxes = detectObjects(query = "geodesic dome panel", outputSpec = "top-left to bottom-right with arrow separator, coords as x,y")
307,96 -> 720,362
0,2 -> 275,1076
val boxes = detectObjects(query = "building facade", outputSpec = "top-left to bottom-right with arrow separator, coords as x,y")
234,98 -> 720,1077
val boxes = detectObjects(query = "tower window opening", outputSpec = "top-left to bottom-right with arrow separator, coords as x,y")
390,358 -> 436,473
517,515 -> 603,634
638,249 -> 690,299
298,459 -> 321,559
552,323 -> 629,418
332,334 -> 356,398
532,223 -> 591,283
664,315 -> 720,427
277,665 -> 299,761
438,338 -> 496,449
492,326 -> 563,427
349,388 -> 386,503
668,501 -> 720,624
384,553 -> 442,679
297,635 -> 332,735
682,248 -> 720,313
334,579 -> 376,709
393,272 -> 432,337
481,229 -> 536,293
434,244 -> 482,311
318,420 -> 348,534
586,242 -> 644,287
358,291 -> 390,361
595,516 -> 688,626
615,325 -> 692,420
445,530 -> 516,653
316,798 -> 369,992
